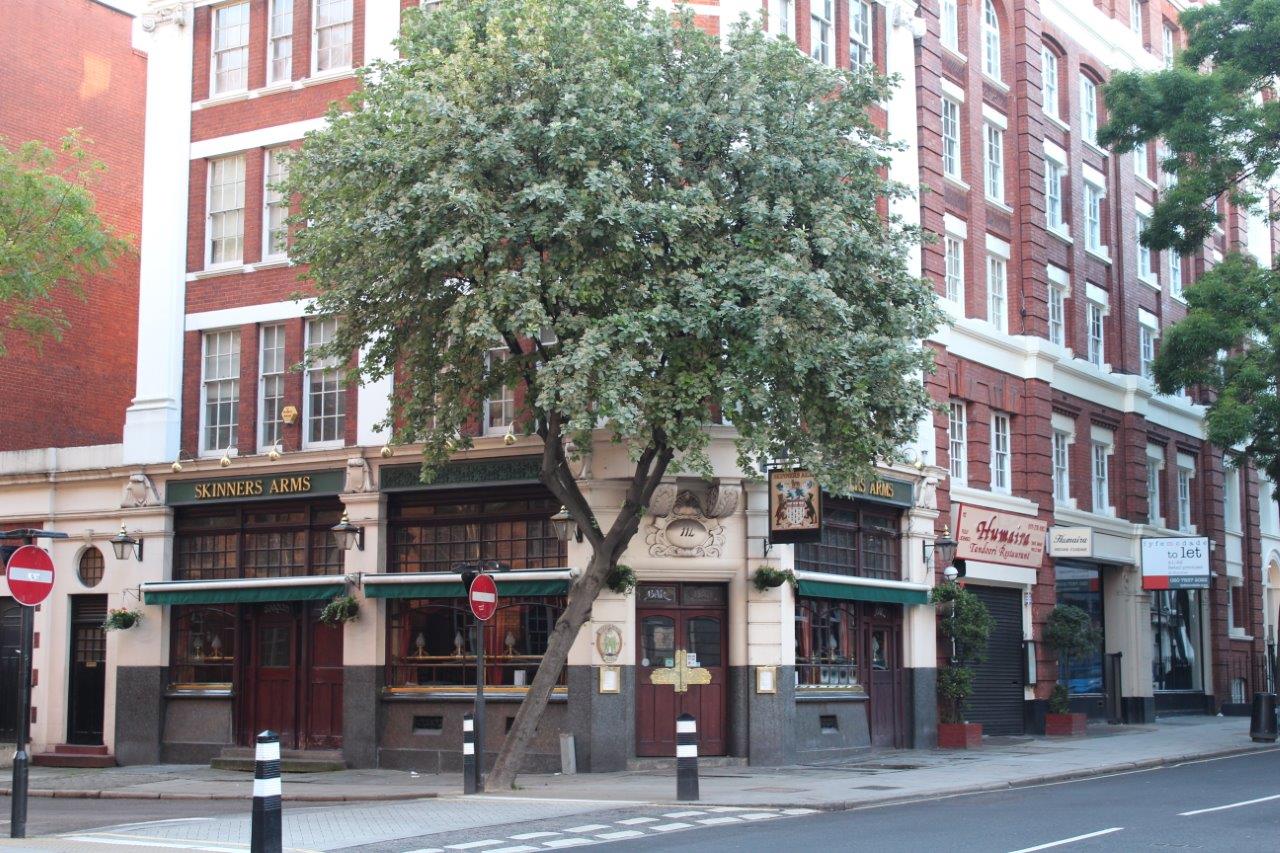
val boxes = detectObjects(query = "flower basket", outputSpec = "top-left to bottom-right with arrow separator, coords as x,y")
103,608 -> 142,631
319,595 -> 360,627
751,567 -> 796,592
606,565 -> 637,596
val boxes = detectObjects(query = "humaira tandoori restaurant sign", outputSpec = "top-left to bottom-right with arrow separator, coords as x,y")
954,504 -> 1049,569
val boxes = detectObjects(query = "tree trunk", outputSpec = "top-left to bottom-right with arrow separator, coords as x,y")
485,547 -> 614,789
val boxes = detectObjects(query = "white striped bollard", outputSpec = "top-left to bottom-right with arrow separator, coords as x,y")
676,713 -> 699,802
463,713 -> 477,795
251,730 -> 282,853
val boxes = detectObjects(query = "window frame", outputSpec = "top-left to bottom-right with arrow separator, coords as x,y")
303,317 -> 346,449
949,401 -> 968,485
312,0 -> 355,75
1041,46 -> 1059,118
206,154 -> 246,268
1048,281 -> 1066,346
483,346 -> 516,436
1045,157 -> 1066,232
1053,430 -> 1070,504
1087,300 -> 1106,367
849,0 -> 873,70
1169,250 -> 1183,298
262,148 -> 290,260
210,1 -> 250,96
258,323 -> 286,452
267,0 -> 294,85
944,233 -> 965,304
1081,75 -> 1100,147
990,412 -> 1012,494
1085,181 -> 1106,253
982,0 -> 1002,81
200,329 -> 240,456
942,97 -> 962,181
1092,441 -> 1111,515
1136,213 -> 1155,282
987,252 -> 1007,332
1177,465 -> 1193,532
940,0 -> 959,52
984,123 -> 1005,203
810,0 -> 834,66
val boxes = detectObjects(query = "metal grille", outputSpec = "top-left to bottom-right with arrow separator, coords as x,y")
965,585 -> 1025,735
78,547 -> 105,588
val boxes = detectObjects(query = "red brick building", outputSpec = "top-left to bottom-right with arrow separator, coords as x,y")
0,0 -> 146,451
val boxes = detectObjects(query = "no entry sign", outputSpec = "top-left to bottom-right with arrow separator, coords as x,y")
5,545 -> 55,606
469,573 -> 498,622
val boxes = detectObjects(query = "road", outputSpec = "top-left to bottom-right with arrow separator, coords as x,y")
1,749 -> 1277,851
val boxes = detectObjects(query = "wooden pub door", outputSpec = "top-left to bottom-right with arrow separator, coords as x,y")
243,603 -> 344,750
67,595 -> 108,745
635,583 -> 728,757
864,605 -> 906,749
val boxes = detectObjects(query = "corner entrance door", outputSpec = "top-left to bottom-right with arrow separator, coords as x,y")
865,612 -> 905,748
244,603 -> 344,750
68,595 -> 108,745
635,584 -> 727,757
1,598 -> 22,742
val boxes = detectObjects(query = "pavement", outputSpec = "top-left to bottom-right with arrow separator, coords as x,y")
0,714 -> 1273,809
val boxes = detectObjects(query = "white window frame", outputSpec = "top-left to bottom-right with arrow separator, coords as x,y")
1162,23 -> 1175,69
258,323 -> 286,452
1091,428 -> 1114,516
1130,0 -> 1143,37
850,0 -> 873,70
982,0 -> 1002,81
1139,310 -> 1159,379
990,412 -> 1012,494
312,0 -> 354,75
211,1 -> 250,96
263,148 -> 290,260
268,0 -> 293,85
987,253 -> 1007,332
1224,465 -> 1242,534
1047,265 -> 1070,348
984,122 -> 1005,203
484,346 -> 516,436
200,329 -> 240,456
1176,456 -> 1195,532
940,0 -> 959,52
1041,47 -> 1059,119
810,0 -> 834,66
942,96 -> 962,181
303,317 -> 346,449
1053,430 -> 1071,504
1146,445 -> 1165,527
1084,179 -> 1106,254
1045,156 -> 1066,233
1136,213 -> 1155,282
1081,75 -> 1099,147
949,401 -> 968,485
1086,292 -> 1107,368
772,0 -> 794,39
1134,139 -> 1148,181
1169,249 -> 1184,298
945,233 -> 965,305
207,154 -> 246,268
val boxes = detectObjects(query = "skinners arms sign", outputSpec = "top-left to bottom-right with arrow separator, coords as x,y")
954,504 -> 1048,568
165,470 -> 345,505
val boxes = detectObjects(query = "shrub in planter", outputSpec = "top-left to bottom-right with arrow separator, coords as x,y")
320,595 -> 360,626
102,608 -> 142,631
1042,604 -> 1101,736
751,566 -> 796,592
606,564 -> 637,596
931,581 -> 994,748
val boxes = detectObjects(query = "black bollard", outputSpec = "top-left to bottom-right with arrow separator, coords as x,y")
251,730 -> 283,853
1250,692 -> 1277,743
676,713 -> 699,802
463,713 -> 477,795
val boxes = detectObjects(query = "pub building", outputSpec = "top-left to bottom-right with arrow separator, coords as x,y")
105,437 -> 945,770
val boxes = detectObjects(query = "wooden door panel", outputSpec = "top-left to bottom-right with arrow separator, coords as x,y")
251,613 -> 298,748
635,600 -> 728,758
305,618 -> 344,749
636,613 -> 677,756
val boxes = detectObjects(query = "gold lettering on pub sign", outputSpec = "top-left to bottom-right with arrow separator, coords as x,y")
851,479 -> 896,499
194,475 -> 312,500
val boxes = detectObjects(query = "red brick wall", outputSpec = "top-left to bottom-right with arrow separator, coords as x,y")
0,0 -> 145,451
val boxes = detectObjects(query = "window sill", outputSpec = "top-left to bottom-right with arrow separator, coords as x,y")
1054,498 -> 1078,511
256,257 -> 291,271
199,448 -> 238,460
1048,226 -> 1073,245
194,88 -> 251,110
1171,292 -> 1188,306
166,684 -> 233,698
1083,140 -> 1110,159
941,45 -> 967,64
303,440 -> 346,452
1085,247 -> 1112,265
193,71 -> 357,111
1139,274 -> 1161,292
944,175 -> 971,193
1044,112 -> 1070,133
986,198 -> 1015,215
1136,173 -> 1159,191
190,263 -> 248,281
982,73 -> 1010,94
301,68 -> 357,89
1229,632 -> 1254,641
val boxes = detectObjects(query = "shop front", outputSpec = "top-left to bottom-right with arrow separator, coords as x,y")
141,469 -> 349,762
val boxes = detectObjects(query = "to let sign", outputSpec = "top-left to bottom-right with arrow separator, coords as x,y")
5,545 -> 55,606
1141,536 -> 1210,590
469,573 -> 498,622
954,505 -> 1048,569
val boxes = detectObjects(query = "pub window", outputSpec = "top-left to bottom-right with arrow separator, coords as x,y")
793,499 -> 902,581
174,504 -> 343,581
170,604 -> 237,687
795,598 -> 859,689
391,494 -> 566,574
386,597 -> 566,689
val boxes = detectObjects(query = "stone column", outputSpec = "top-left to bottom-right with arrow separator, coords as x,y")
339,476 -> 386,768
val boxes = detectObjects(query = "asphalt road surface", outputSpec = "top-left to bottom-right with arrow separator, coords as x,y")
2,749 -> 1278,851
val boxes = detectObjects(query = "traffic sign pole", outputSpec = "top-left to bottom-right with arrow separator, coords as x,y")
466,571 -> 498,794
10,602 -> 32,839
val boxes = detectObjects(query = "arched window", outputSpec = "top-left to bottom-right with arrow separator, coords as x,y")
982,0 -> 1002,80
78,547 -> 104,588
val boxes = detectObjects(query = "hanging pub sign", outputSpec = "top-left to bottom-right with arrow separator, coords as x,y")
954,504 -> 1048,568
768,468 -> 822,544
1141,536 -> 1210,590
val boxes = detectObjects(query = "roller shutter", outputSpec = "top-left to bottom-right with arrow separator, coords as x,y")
965,585 -> 1025,736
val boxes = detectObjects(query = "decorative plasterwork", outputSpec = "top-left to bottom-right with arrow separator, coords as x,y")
646,491 -> 726,559
141,4 -> 187,31
121,473 -> 161,508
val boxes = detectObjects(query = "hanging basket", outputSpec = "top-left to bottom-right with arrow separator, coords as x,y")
319,595 -> 360,626
103,608 -> 143,631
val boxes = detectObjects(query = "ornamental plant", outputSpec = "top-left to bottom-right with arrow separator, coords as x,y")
1043,603 -> 1102,708
931,581 -> 994,724
287,0 -> 940,788
319,595 -> 360,626
752,566 -> 797,592
102,608 -> 142,631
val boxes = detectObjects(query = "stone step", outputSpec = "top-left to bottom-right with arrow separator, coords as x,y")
53,743 -> 110,756
626,755 -> 748,772
211,748 -> 345,773
32,749 -> 116,768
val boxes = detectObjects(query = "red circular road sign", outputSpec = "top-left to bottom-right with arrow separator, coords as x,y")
469,573 -> 498,622
5,545 -> 55,607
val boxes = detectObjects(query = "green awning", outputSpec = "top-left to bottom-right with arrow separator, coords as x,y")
143,582 -> 345,605
364,578 -> 569,599
796,578 -> 929,605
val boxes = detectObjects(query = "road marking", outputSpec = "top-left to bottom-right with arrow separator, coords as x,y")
510,832 -> 562,840
737,812 -> 779,821
1179,793 -> 1280,816
1007,827 -> 1124,852
485,847 -> 539,853
62,836 -> 249,853
563,824 -> 610,833
446,842 -> 506,850
403,849 -> 444,853
595,831 -> 646,840
615,817 -> 658,825
781,808 -> 818,815
542,840 -> 596,849
648,822 -> 693,832
662,810 -> 706,818
697,817 -> 743,826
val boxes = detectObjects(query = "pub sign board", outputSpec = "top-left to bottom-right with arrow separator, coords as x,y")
768,468 -> 822,544
1141,536 -> 1210,590
954,504 -> 1048,569
166,470 -> 345,505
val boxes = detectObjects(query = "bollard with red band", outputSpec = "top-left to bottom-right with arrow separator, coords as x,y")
676,713 -> 699,802
251,730 -> 283,853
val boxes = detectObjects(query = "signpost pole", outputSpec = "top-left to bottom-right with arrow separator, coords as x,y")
474,616 -> 485,793
10,602 -> 33,839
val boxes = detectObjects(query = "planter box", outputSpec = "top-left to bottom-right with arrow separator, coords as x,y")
1045,712 -> 1087,737
937,722 -> 982,749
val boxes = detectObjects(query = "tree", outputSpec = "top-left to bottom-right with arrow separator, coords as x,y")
287,0 -> 940,787
1100,0 -> 1280,488
0,131 -> 129,357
